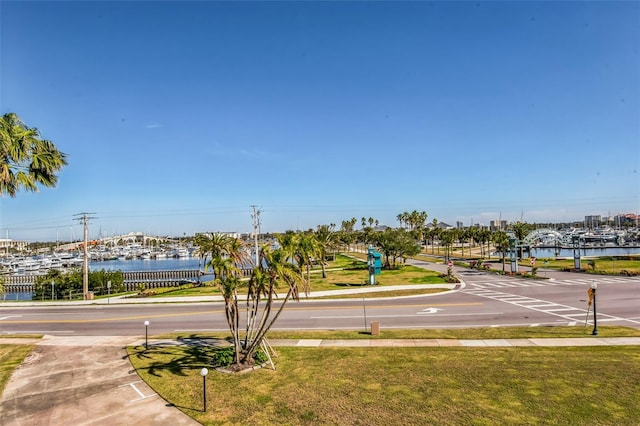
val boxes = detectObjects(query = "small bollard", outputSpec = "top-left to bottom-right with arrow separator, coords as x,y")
370,321 -> 380,336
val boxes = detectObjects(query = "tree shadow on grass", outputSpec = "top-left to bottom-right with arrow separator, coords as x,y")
125,337 -> 232,378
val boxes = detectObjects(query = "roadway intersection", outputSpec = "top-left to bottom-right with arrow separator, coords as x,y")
1,267 -> 638,336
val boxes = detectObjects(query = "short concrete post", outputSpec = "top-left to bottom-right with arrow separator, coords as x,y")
370,321 -> 380,336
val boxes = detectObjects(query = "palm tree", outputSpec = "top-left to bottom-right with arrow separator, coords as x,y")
315,224 -> 337,278
510,221 -> 533,259
439,228 -> 457,262
295,231 -> 319,287
0,113 -> 68,197
492,231 -> 510,272
192,233 -> 214,281
240,243 -> 305,365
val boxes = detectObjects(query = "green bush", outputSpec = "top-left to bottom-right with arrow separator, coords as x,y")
210,347 -> 269,367
211,347 -> 235,367
34,268 -> 125,299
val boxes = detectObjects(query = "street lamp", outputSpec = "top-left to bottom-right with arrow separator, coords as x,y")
200,367 -> 209,412
144,320 -> 149,348
590,282 -> 598,335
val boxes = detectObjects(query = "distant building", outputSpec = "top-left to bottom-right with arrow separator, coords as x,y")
456,221 -> 464,228
612,213 -> 640,227
490,220 -> 507,231
0,238 -> 27,253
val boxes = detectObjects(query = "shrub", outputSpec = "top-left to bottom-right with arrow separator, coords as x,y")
211,347 -> 235,367
210,347 -> 269,367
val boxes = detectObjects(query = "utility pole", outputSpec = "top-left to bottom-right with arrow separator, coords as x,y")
74,212 -> 96,300
251,205 -> 261,267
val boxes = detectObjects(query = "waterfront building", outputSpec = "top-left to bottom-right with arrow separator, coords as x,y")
0,238 -> 27,254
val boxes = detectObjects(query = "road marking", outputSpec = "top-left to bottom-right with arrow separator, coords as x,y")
463,288 -> 640,325
469,276 -> 638,289
120,381 -> 156,402
0,303 -> 485,325
418,308 -> 443,314
0,310 -> 224,324
1,330 -> 75,334
0,315 -> 22,320
311,312 -> 502,319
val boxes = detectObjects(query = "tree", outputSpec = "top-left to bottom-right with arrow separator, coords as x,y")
476,228 -> 491,258
492,231 -> 510,272
430,219 -> 440,254
33,268 -> 124,299
240,243 -> 305,365
510,221 -> 534,259
376,228 -> 420,268
195,232 -> 306,370
315,224 -> 338,278
458,228 -> 470,257
0,113 -> 68,197
439,229 -> 457,262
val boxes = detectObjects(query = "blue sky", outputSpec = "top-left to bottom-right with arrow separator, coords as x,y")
1,1 -> 638,242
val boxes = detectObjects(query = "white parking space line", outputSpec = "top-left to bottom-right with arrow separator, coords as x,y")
119,381 -> 156,402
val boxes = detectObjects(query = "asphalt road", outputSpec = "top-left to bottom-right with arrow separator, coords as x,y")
2,267 -> 638,336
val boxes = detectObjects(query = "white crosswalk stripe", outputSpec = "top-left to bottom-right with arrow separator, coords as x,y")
468,276 -> 635,289
462,287 -> 638,325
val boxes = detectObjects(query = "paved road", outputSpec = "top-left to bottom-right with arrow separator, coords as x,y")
2,265 -> 639,335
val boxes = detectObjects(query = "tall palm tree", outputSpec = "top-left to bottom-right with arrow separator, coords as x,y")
295,231 -> 319,288
241,244 -> 305,365
315,224 -> 337,278
0,113 -> 68,197
192,233 -> 214,280
510,221 -> 533,259
492,231 -> 510,272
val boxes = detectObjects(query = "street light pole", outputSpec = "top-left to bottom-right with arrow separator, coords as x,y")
144,320 -> 149,348
200,368 -> 209,412
591,282 -> 598,335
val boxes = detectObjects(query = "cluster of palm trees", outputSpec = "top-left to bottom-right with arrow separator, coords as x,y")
333,214 -> 533,269
192,226 -> 340,369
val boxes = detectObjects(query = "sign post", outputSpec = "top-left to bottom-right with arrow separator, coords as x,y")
509,237 -> 518,273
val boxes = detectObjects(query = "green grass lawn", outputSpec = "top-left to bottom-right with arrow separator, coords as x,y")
148,254 -> 448,298
0,345 -> 36,395
128,341 -> 640,425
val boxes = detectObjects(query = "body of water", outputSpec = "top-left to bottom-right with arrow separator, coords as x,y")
90,257 -> 202,272
529,246 -> 640,258
2,257 -> 206,301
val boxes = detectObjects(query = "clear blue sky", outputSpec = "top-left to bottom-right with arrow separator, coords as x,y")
1,1 -> 638,242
